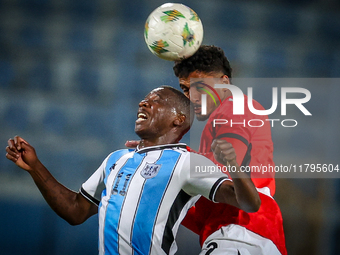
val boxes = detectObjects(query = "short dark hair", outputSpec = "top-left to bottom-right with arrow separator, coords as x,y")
160,85 -> 194,128
173,45 -> 232,79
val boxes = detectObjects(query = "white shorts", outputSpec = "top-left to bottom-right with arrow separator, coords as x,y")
199,224 -> 281,255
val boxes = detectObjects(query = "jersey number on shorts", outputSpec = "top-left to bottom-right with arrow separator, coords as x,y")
205,242 -> 218,255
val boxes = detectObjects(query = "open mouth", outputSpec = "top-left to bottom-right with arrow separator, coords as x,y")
137,112 -> 148,121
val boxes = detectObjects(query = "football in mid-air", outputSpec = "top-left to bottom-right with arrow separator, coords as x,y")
144,3 -> 203,61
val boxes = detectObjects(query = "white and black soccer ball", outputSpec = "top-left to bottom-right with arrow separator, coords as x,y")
144,3 -> 204,61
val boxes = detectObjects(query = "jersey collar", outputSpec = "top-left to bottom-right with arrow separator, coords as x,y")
135,143 -> 187,154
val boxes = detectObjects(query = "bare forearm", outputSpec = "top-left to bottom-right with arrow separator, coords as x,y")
214,161 -> 260,212
29,162 -> 94,225
227,162 -> 260,212
215,176 -> 260,212
211,139 -> 261,212
6,136 -> 97,224
230,175 -> 260,212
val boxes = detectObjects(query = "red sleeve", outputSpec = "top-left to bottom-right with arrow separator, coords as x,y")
206,99 -> 251,166
181,206 -> 201,234
200,97 -> 276,195
213,104 -> 251,148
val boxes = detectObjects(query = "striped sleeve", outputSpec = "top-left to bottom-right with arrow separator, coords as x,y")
80,154 -> 111,205
80,186 -> 100,206
182,152 -> 230,201
209,177 -> 229,202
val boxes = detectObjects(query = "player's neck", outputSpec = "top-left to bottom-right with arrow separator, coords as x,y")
138,135 -> 180,149
219,88 -> 232,102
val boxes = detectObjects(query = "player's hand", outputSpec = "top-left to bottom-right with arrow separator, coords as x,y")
6,136 -> 40,172
125,140 -> 140,148
211,139 -> 237,166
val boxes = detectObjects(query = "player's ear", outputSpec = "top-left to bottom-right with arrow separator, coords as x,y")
220,75 -> 231,96
221,75 -> 230,85
173,113 -> 186,127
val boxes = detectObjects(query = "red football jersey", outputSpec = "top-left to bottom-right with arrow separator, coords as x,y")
183,95 -> 287,254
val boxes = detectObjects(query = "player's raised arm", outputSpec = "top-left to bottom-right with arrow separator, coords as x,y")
212,139 -> 261,213
5,136 -> 97,225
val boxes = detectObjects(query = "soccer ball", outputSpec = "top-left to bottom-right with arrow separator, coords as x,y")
144,3 -> 203,61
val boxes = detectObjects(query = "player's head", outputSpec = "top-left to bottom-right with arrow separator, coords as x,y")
173,45 -> 232,79
173,45 -> 233,121
135,85 -> 193,143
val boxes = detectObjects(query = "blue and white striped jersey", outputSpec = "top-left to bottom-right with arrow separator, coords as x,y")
81,143 -> 229,255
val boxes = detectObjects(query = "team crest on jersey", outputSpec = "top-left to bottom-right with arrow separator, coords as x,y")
140,163 -> 161,179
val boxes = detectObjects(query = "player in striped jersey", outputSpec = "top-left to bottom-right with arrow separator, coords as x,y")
6,85 -> 260,255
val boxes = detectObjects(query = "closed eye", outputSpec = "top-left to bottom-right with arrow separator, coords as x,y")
180,85 -> 189,96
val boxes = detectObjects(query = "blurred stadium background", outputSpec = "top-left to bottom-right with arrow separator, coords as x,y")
0,0 -> 339,254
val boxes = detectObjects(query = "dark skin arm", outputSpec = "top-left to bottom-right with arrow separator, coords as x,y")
5,136 -> 98,225
212,139 -> 261,213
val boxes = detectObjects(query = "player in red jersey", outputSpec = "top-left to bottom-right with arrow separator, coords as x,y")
173,45 -> 287,255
